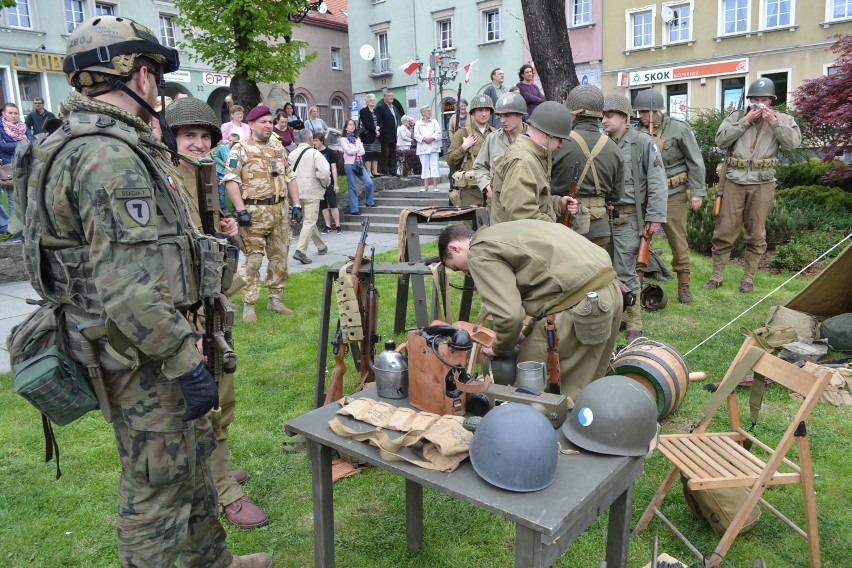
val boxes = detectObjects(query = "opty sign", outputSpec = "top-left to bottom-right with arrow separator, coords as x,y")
629,58 -> 748,86
204,72 -> 233,87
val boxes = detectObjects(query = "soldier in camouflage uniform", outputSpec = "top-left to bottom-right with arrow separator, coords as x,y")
634,88 -> 706,303
166,97 -> 269,530
602,94 -> 668,342
224,105 -> 303,323
471,92 -> 528,203
552,85 -> 624,248
447,94 -> 495,210
22,17 -> 270,568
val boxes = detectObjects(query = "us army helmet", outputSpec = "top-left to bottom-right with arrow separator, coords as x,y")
493,92 -> 527,115
166,97 -> 223,146
468,94 -> 494,114
602,94 -> 632,117
747,78 -> 776,100
64,16 -> 180,89
633,89 -> 665,113
527,101 -> 573,139
565,85 -> 604,118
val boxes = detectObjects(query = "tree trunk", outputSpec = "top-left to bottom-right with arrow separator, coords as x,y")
230,74 -> 261,110
521,0 -> 579,102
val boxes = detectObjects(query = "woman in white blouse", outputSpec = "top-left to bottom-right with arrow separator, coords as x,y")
413,105 -> 441,192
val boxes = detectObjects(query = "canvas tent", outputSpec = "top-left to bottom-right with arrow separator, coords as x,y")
784,238 -> 852,319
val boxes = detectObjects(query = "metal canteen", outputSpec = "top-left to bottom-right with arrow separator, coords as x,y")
485,346 -> 520,386
515,361 -> 546,392
374,340 -> 409,399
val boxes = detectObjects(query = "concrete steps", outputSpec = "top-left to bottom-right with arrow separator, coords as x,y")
340,183 -> 452,235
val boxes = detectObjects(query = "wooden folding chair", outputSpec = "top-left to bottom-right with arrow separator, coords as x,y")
633,337 -> 832,567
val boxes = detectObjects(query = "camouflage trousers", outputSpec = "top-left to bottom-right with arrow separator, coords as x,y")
208,370 -> 243,508
107,361 -> 232,568
239,201 -> 291,305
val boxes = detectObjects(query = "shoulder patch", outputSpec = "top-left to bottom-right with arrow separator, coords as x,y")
124,199 -> 151,226
651,143 -> 659,153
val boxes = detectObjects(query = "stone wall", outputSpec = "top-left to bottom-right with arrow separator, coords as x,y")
0,241 -> 27,283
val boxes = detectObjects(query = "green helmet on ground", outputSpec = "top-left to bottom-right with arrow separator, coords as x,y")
63,16 -> 179,89
633,89 -> 665,112
527,101 -> 573,139
602,94 -> 632,117
640,283 -> 668,311
493,92 -> 527,115
468,94 -> 494,113
565,85 -> 604,118
747,78 -> 777,100
166,97 -> 223,146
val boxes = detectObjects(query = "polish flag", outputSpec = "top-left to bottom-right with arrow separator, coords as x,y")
463,59 -> 479,83
400,59 -> 420,76
427,66 -> 433,91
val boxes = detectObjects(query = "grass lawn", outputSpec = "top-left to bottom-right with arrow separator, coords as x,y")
1,237 -> 850,567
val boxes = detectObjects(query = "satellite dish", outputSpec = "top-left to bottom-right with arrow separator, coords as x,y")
359,45 -> 376,61
661,6 -> 675,23
317,2 -> 328,14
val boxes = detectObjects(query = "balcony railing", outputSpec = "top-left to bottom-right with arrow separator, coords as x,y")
371,55 -> 392,76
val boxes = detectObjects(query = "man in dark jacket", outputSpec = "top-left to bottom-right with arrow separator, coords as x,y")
376,90 -> 399,176
24,98 -> 56,135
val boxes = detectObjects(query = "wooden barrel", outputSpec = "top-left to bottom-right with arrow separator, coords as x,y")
608,340 -> 689,420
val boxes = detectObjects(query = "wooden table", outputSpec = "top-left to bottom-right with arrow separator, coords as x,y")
286,389 -> 644,567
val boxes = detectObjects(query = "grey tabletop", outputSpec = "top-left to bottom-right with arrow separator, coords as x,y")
287,389 -> 644,540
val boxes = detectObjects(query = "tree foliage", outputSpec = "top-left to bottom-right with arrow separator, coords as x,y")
173,0 -> 316,109
520,0 -> 579,101
792,34 -> 852,159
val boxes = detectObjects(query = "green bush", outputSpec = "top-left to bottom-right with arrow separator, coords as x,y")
777,185 -> 852,214
775,159 -> 842,189
687,108 -> 727,187
769,229 -> 848,271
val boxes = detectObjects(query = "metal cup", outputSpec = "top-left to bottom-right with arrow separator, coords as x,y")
515,361 -> 546,392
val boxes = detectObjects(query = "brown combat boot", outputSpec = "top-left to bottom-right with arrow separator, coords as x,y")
224,496 -> 269,529
677,272 -> 693,304
227,552 -> 272,568
242,304 -> 256,323
267,297 -> 293,315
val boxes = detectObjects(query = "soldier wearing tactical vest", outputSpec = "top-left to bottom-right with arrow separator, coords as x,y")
447,94 -> 496,209
165,97 -> 269,530
488,102 -> 578,225
471,92 -> 528,203
602,94 -> 668,343
224,105 -> 303,323
20,16 -> 270,568
439,220 -> 622,400
706,77 -> 801,293
634,88 -> 706,303
552,85 -> 624,247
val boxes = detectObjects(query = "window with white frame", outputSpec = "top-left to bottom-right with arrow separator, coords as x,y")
330,97 -> 345,129
629,9 -> 654,49
7,0 -> 32,28
294,46 -> 307,63
437,18 -> 453,50
294,95 -> 308,120
95,3 -> 114,16
830,0 -> 851,20
375,32 -> 390,73
483,9 -> 501,42
330,47 -> 342,70
64,0 -> 85,33
665,2 -> 692,43
159,15 -> 176,48
571,0 -> 591,26
722,0 -> 749,34
764,0 -> 792,28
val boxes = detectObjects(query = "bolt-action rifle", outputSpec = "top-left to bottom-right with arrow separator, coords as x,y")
561,162 -> 580,227
324,321 -> 347,405
357,247 -> 380,390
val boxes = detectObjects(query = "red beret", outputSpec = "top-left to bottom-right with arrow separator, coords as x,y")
245,105 -> 272,122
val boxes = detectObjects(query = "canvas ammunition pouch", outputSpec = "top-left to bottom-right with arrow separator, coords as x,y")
681,475 -> 761,535
451,170 -> 477,189
336,262 -> 365,342
667,171 -> 688,188
727,157 -> 777,170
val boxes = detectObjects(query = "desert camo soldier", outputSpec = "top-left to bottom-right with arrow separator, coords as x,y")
634,88 -> 706,303
552,85 -> 625,247
20,16 -> 270,568
165,97 -> 270,530
705,77 -> 802,293
224,105 -> 302,323
447,94 -> 496,209
602,94 -> 668,343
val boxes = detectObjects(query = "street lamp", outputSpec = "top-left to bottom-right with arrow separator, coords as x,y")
285,1 -> 329,107
415,48 -> 459,151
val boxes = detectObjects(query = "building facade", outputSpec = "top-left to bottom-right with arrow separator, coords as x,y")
602,0 -> 852,118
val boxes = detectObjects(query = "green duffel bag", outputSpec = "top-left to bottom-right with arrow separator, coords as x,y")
820,313 -> 852,352
14,345 -> 98,427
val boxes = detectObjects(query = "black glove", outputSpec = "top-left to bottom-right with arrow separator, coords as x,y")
177,362 -> 218,422
290,204 -> 303,224
236,209 -> 252,227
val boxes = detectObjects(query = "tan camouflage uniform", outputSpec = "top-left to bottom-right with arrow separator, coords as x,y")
223,137 -> 295,306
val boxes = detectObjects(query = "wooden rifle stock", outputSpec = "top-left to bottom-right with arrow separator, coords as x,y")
561,162 -> 581,227
351,220 -> 371,385
544,316 -> 560,394
714,161 -> 727,216
358,247 -> 379,388
324,321 -> 346,405
638,230 -> 651,267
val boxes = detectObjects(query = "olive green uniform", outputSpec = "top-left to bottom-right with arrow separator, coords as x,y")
468,220 -> 622,400
636,114 -> 706,273
25,91 -> 231,567
447,122 -> 495,207
711,110 -> 801,283
488,135 -> 565,225
610,127 -> 668,332
471,123 -> 528,194
223,137 -> 296,306
551,118 -> 624,245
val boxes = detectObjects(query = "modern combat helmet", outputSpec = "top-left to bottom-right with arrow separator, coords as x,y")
747,77 -> 777,100
565,85 -> 604,118
166,97 -> 223,146
602,94 -> 632,117
527,101 -> 573,139
493,92 -> 527,115
63,16 -> 179,89
468,94 -> 494,114
562,375 -> 658,457
633,89 -> 665,113
469,403 -> 558,492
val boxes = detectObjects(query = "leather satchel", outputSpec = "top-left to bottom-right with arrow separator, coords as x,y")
0,162 -> 13,190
